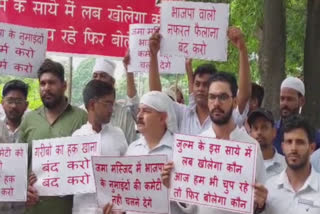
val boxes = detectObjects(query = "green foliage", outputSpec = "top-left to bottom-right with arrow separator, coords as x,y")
71,58 -> 95,106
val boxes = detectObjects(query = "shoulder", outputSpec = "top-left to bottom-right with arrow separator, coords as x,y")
126,137 -> 143,154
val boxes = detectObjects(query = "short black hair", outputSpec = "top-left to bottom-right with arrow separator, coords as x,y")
251,83 -> 264,107
2,80 -> 28,98
283,115 -> 315,143
208,72 -> 238,97
83,79 -> 115,109
193,63 -> 217,79
38,59 -> 65,82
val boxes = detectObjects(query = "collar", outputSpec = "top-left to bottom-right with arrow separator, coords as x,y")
135,130 -> 173,150
201,125 -> 242,139
85,121 -> 110,134
276,167 -> 319,192
267,148 -> 284,166
4,117 -> 20,134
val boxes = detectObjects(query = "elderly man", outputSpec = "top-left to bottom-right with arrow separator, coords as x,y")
274,77 -> 320,154
86,57 -> 138,144
104,91 -> 186,214
72,80 -> 127,214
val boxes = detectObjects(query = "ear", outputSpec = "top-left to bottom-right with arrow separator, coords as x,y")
299,96 -> 305,108
271,127 -> 277,141
160,112 -> 168,125
87,99 -> 96,112
310,142 -> 316,153
233,96 -> 238,110
62,81 -> 67,92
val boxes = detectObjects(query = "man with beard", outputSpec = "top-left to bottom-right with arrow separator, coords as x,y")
274,77 -> 320,154
161,72 -> 267,214
248,108 -> 286,179
1,80 -> 28,143
149,27 -> 251,135
72,80 -> 127,214
19,59 -> 87,214
264,115 -> 320,214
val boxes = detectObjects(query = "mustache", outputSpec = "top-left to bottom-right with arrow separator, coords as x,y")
137,119 -> 145,125
211,108 -> 224,114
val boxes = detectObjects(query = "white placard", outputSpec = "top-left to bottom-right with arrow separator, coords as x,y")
0,143 -> 28,202
0,23 -> 47,78
128,24 -> 185,74
92,155 -> 169,214
32,134 -> 100,196
170,134 -> 257,214
160,2 -> 229,61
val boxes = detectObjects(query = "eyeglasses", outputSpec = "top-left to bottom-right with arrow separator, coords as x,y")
96,99 -> 114,108
3,98 -> 26,105
208,93 -> 233,102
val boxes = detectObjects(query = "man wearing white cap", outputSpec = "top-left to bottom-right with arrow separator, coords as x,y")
274,76 -> 320,154
88,57 -> 138,144
104,91 -> 189,214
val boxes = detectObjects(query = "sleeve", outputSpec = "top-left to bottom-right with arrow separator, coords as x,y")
126,94 -> 140,122
232,101 -> 249,128
117,129 -> 128,156
311,150 -> 320,173
0,121 -> 9,143
172,101 -> 188,130
188,93 -> 196,108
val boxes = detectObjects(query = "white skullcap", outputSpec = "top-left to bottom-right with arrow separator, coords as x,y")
140,91 -> 177,133
281,76 -> 305,96
93,58 -> 116,77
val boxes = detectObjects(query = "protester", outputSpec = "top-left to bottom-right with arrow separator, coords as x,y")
20,59 -> 87,214
264,115 -> 320,213
72,80 -> 127,214
149,27 -> 252,135
1,80 -> 29,143
86,56 -> 138,144
274,77 -> 320,154
104,91 -> 189,214
248,108 -> 286,179
161,72 -> 267,214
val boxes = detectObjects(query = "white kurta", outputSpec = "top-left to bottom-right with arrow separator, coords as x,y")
72,122 -> 128,214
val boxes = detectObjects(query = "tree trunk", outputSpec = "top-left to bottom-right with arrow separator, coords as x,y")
259,0 -> 286,119
302,0 -> 320,129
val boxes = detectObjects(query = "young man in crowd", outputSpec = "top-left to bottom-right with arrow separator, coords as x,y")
89,57 -> 138,144
265,115 -> 320,213
72,80 -> 127,214
248,108 -> 286,179
149,27 -> 252,135
1,80 -> 29,143
21,59 -> 87,214
161,72 -> 268,214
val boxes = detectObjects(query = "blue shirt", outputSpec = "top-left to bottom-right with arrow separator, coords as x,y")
274,120 -> 320,154
311,149 -> 320,173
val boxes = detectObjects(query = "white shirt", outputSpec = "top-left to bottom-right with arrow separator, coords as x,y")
311,149 -> 320,173
176,126 -> 267,214
174,96 -> 249,135
264,149 -> 286,180
264,168 -> 320,214
72,122 -> 128,214
126,130 -> 191,214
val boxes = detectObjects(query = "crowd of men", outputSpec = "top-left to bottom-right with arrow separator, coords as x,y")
0,27 -> 320,214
